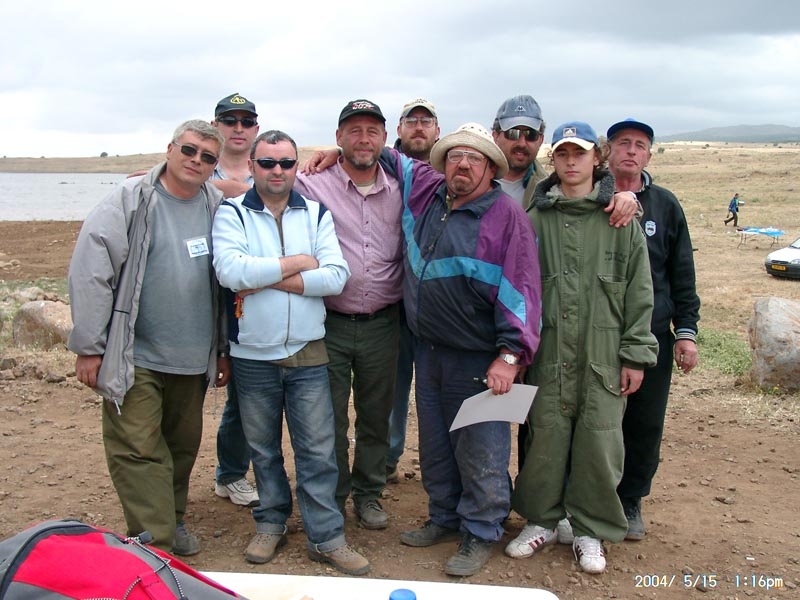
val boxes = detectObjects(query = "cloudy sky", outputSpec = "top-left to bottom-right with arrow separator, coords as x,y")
1,0 -> 798,157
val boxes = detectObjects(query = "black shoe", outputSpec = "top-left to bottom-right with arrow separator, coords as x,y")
400,520 -> 460,547
444,533 -> 493,577
623,498 -> 645,541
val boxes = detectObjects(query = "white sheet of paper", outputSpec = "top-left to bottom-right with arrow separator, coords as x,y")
449,384 -> 538,431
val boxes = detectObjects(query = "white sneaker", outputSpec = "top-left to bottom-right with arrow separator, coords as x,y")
505,523 -> 557,558
556,518 -> 574,544
215,478 -> 259,507
573,535 -> 606,573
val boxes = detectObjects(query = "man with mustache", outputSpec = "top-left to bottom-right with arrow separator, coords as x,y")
294,99 -> 402,531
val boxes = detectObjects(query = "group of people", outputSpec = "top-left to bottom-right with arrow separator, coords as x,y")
67,91 -> 700,579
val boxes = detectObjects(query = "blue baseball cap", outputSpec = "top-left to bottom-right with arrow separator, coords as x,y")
551,121 -> 598,151
495,95 -> 543,131
607,118 -> 654,143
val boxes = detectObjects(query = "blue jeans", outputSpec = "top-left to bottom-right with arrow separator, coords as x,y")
415,341 -> 511,542
214,379 -> 253,485
387,310 -> 415,469
232,358 -> 345,551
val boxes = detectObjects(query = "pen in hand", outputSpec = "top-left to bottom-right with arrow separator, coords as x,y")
473,376 -> 488,386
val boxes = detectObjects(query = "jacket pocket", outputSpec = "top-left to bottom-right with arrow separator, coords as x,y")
540,273 -> 558,328
594,275 -> 626,329
581,362 -> 625,431
526,361 -> 560,429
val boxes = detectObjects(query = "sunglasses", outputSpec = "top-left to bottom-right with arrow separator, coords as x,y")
503,128 -> 541,142
253,158 -> 298,170
217,115 -> 258,128
175,143 -> 218,165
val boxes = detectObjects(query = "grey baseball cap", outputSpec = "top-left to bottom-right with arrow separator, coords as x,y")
495,95 -> 543,131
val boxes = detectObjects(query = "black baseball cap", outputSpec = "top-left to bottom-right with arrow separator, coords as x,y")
338,99 -> 385,125
607,118 -> 654,143
215,93 -> 258,118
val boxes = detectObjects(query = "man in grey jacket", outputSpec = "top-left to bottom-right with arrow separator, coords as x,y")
67,119 -> 229,556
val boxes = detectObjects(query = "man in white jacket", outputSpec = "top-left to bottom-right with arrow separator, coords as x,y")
212,130 -> 369,576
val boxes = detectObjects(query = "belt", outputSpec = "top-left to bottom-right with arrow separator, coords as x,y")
327,304 -> 395,322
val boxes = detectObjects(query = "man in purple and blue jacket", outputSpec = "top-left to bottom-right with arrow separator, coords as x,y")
386,123 -> 542,577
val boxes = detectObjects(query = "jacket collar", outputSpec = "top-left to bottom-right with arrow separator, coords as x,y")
435,180 -> 507,217
533,170 -> 616,209
241,187 -> 308,212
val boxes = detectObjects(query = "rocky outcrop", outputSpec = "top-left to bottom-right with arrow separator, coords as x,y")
749,297 -> 800,391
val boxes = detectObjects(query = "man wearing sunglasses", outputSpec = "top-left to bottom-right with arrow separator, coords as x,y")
212,130 -> 369,575
209,93 -> 261,510
490,95 -> 547,208
68,120 -> 228,557
211,93 -> 260,199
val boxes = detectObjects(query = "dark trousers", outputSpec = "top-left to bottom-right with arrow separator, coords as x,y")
617,330 -> 674,501
415,341 -> 510,542
324,305 -> 400,506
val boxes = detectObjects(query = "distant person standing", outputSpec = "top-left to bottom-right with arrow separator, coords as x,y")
210,93 -> 261,509
724,192 -> 742,226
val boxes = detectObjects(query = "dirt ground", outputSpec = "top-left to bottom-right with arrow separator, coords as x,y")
1,141 -> 800,599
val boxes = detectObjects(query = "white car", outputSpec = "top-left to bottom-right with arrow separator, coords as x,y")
765,237 -> 800,279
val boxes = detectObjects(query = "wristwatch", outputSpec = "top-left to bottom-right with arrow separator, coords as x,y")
499,353 -> 519,366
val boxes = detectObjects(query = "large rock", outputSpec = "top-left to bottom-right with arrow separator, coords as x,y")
12,300 -> 73,350
749,297 -> 800,391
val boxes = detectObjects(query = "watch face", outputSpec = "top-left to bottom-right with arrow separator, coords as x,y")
501,353 -> 518,365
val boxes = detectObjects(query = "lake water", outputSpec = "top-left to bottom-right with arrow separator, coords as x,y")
0,172 -> 126,221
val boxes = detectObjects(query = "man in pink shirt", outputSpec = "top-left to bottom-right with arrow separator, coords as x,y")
294,99 -> 402,530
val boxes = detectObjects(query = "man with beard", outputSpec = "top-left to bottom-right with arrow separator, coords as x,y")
294,99 -> 402,531
387,98 -> 440,483
491,95 -> 548,208
385,123 -> 541,577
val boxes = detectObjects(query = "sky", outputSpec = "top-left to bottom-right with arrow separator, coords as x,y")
1,0 -> 799,158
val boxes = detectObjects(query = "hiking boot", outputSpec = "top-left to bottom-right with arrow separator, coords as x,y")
215,478 -> 259,507
623,498 -> 646,541
244,532 -> 287,564
386,464 -> 400,483
444,533 -> 493,577
353,498 -> 388,530
308,544 -> 370,576
504,523 -> 556,558
400,520 -> 460,547
172,522 -> 200,556
573,535 -> 606,574
556,517 -> 575,544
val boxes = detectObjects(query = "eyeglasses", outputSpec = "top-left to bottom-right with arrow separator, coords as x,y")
175,143 -> 218,165
403,116 -> 436,129
217,115 -> 258,128
446,150 -> 487,166
253,158 -> 298,170
502,128 -> 540,142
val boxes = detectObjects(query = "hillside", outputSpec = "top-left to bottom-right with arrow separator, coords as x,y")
658,124 -> 800,143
